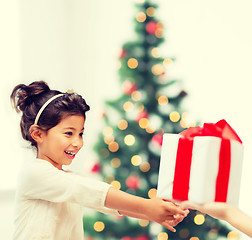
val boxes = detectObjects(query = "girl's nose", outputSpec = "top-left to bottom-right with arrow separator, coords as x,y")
72,137 -> 83,149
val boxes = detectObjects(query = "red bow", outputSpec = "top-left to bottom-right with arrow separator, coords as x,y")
180,119 -> 242,143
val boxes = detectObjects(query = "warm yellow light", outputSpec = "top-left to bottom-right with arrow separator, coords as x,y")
194,214 -> 205,225
158,96 -> 168,105
151,47 -> 160,58
123,101 -> 134,112
151,64 -> 164,75
131,90 -> 142,101
170,111 -> 180,122
111,158 -> 121,168
104,135 -> 114,144
158,232 -> 168,240
136,12 -> 146,22
163,58 -> 173,66
111,180 -> 121,189
108,142 -> 119,152
155,22 -> 163,38
118,119 -> 128,130
190,237 -> 199,240
138,104 -> 145,113
124,134 -> 135,146
146,127 -> 155,134
139,118 -> 149,129
146,7 -> 155,17
227,230 -> 239,239
94,221 -> 105,232
139,219 -> 149,227
131,155 -> 142,166
140,162 -> 150,172
102,126 -> 113,136
148,188 -> 157,199
128,58 -> 138,69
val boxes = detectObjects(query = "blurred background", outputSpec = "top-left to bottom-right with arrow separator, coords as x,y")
1,0 -> 252,239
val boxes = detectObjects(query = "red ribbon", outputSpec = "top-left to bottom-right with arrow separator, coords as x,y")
172,119 -> 242,202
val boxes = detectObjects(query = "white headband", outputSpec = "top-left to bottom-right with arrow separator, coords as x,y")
34,94 -> 64,125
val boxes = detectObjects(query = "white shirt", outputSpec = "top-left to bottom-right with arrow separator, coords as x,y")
13,158 -> 118,240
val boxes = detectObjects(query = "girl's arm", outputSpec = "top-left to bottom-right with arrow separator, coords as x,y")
180,201 -> 252,238
105,187 -> 188,232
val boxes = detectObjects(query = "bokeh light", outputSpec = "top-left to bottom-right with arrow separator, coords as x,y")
151,64 -> 164,75
139,219 -> 149,227
158,95 -> 168,105
139,118 -> 149,129
194,214 -> 205,225
140,162 -> 150,172
131,90 -> 142,101
158,232 -> 168,240
163,58 -> 173,66
111,158 -> 121,168
131,155 -> 142,166
148,188 -> 157,198
118,119 -> 128,130
123,101 -> 134,112
104,135 -> 114,144
128,58 -> 138,69
227,230 -> 239,240
146,7 -> 155,17
93,221 -> 105,232
124,134 -> 135,146
108,141 -> 119,152
151,47 -> 160,58
136,12 -> 146,22
111,180 -> 121,190
190,237 -> 199,240
170,111 -> 180,122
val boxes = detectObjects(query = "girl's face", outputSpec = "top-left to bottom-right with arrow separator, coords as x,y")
37,115 -> 85,170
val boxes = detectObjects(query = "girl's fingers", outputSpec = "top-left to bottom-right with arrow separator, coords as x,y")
161,221 -> 176,232
164,215 -> 176,220
164,202 -> 188,216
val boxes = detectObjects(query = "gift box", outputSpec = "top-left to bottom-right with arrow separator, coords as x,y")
157,119 -> 244,206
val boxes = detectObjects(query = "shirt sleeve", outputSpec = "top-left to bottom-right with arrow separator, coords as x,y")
19,159 -> 120,215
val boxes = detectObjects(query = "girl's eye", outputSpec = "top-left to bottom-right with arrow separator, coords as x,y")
65,132 -> 73,136
79,132 -> 84,137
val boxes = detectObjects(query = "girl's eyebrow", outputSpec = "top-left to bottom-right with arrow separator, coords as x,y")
63,127 -> 85,131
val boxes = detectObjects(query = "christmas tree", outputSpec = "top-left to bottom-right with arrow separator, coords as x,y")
84,0 -> 235,239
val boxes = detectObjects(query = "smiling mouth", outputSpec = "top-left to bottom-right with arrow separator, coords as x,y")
64,151 -> 77,157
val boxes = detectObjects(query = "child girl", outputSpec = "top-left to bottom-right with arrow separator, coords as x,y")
180,201 -> 252,238
10,81 -> 188,240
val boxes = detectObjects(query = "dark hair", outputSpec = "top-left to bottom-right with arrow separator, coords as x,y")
10,81 -> 90,148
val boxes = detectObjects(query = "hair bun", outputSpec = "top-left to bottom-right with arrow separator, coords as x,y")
11,81 -> 50,112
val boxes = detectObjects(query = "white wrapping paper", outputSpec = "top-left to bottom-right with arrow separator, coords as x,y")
157,133 -> 244,206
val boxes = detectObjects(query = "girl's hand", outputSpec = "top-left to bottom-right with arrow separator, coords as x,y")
144,198 -> 189,232
180,201 -> 231,220
180,201 -> 252,238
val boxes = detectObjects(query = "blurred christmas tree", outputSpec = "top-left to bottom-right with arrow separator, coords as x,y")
84,0 -> 234,239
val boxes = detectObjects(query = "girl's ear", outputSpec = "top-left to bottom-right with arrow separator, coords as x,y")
29,125 -> 44,143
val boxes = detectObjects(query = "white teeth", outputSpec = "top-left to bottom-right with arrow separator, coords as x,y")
65,151 -> 76,156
